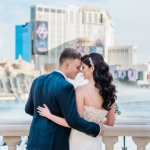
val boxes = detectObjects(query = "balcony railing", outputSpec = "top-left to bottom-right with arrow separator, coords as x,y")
0,118 -> 150,150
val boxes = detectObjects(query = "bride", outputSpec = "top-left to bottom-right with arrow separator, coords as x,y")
37,53 -> 117,150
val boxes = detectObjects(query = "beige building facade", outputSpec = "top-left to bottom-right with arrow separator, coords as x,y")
108,45 -> 137,70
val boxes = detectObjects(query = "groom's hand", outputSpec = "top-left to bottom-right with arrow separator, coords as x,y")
99,122 -> 104,136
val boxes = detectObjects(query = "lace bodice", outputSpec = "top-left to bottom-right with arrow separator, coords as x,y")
83,106 -> 107,123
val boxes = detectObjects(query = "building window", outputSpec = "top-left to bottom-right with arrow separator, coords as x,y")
94,13 -> 97,23
82,12 -> 86,23
57,9 -> 62,13
100,14 -> 103,23
51,9 -> 55,13
89,13 -> 92,23
44,8 -> 49,12
38,7 -> 42,11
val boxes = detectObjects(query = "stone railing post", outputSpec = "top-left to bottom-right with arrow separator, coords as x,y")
3,136 -> 20,150
132,137 -> 150,150
102,136 -> 118,150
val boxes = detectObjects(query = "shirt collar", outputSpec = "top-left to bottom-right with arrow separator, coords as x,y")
54,69 -> 68,80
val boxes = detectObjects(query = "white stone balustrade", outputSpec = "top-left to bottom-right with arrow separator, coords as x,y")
0,118 -> 150,150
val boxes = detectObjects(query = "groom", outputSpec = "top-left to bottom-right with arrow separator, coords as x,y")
25,48 -> 103,150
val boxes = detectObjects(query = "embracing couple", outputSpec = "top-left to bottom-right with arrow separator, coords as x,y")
25,48 -> 117,150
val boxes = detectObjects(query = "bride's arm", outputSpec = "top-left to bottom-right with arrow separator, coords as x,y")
37,86 -> 84,128
103,103 -> 115,126
37,104 -> 70,128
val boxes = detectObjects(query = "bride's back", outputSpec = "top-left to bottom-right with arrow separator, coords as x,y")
79,82 -> 107,123
82,82 -> 103,109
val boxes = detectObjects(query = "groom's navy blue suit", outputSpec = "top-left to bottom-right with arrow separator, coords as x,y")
25,71 -> 100,150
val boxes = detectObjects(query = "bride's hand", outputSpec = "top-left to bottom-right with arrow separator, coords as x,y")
37,104 -> 52,119
99,122 -> 104,136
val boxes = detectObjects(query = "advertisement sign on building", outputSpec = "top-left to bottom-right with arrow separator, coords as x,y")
35,21 -> 48,54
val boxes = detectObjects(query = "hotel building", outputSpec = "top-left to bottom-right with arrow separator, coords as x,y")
15,23 -> 31,62
30,5 -> 114,69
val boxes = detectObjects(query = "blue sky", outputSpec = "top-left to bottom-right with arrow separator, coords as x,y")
0,0 -> 150,63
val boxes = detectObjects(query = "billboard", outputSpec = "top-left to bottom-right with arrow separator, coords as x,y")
35,21 -> 48,54
75,26 -> 105,56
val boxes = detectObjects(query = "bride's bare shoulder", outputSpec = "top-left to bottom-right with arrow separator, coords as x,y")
75,83 -> 89,91
75,85 -> 85,97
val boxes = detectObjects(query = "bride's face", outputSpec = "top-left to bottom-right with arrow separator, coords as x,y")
81,63 -> 93,80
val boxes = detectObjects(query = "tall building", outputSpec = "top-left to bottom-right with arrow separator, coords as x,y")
108,45 -> 137,70
15,23 -> 31,62
30,5 -> 114,69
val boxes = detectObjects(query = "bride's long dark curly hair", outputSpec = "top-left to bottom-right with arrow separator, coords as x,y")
81,53 -> 117,111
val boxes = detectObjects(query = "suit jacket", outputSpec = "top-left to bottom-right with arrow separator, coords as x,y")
25,71 -> 100,150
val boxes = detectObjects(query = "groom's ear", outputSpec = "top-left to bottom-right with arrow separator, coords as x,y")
65,59 -> 72,68
64,60 -> 69,69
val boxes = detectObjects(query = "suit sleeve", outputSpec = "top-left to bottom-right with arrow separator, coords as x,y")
57,83 -> 100,137
25,79 -> 36,116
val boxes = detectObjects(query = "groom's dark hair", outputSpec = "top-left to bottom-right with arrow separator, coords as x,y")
59,48 -> 81,65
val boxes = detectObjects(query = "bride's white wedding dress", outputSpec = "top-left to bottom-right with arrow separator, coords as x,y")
69,106 -> 107,150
